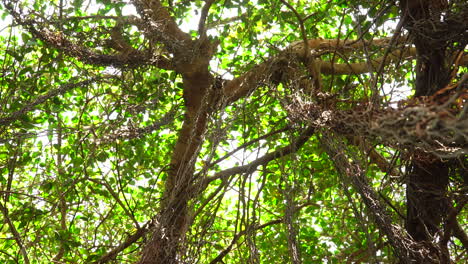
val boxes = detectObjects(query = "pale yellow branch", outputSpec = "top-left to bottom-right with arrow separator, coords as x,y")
320,48 -> 417,75
223,38 -> 415,104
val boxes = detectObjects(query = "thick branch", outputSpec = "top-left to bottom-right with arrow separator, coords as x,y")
290,92 -> 468,158
2,1 -> 173,69
288,36 -> 402,55
320,132 -> 427,263
131,0 -> 191,46
222,39 -> 416,104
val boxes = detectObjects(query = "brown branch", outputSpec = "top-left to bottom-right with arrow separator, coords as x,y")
290,92 -> 468,158
222,61 -> 271,104
288,36 -> 404,56
131,0 -> 191,45
443,197 -> 468,250
60,15 -> 143,24
320,47 -> 416,75
2,1 -> 174,69
222,38 -> 415,104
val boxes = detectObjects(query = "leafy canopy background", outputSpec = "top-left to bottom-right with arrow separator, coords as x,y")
0,0 -> 466,263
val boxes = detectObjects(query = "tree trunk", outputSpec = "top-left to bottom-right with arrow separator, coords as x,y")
138,68 -> 214,263
400,0 -> 451,261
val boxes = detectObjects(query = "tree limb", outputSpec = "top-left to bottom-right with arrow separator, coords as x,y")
2,1 -> 174,69
199,127 -> 315,190
131,0 -> 191,49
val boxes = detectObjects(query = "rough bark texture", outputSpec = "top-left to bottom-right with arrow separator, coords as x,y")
400,1 -> 456,262
137,51 -> 216,264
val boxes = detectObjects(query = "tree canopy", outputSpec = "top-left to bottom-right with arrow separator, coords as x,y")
0,0 -> 466,263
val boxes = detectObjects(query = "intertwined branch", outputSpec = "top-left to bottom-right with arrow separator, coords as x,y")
288,85 -> 468,158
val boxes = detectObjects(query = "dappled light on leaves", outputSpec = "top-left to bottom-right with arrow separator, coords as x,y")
0,0 -> 466,263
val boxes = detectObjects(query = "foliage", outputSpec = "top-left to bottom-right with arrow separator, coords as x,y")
0,0 -> 466,263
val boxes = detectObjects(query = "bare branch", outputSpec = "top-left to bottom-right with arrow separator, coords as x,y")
208,202 -> 316,264
206,14 -> 247,28
204,126 -> 291,170
320,132 -> 427,263
280,0 -> 309,57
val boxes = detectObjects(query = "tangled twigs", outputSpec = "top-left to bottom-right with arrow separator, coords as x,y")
287,89 -> 468,158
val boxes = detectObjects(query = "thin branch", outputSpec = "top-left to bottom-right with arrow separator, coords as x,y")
206,14 -> 247,28
208,219 -> 283,264
92,221 -> 152,264
60,15 -> 143,24
208,202 -> 316,264
204,125 -> 291,170
279,0 -> 309,56
0,78 -> 101,126
198,0 -> 217,37
89,178 -> 141,229
0,202 -> 30,264
199,127 -> 315,190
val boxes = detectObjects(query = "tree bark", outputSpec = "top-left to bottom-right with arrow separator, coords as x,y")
137,37 -> 216,262
400,1 -> 454,262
